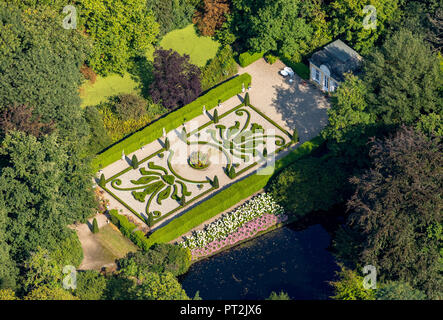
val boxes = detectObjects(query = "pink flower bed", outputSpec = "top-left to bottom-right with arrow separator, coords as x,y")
190,213 -> 288,260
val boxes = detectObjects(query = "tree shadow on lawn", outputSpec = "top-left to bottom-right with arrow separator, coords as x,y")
271,81 -> 330,143
128,55 -> 155,99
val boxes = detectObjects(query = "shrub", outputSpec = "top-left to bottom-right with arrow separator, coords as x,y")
164,137 -> 170,151
109,209 -> 150,250
113,94 -> 147,121
227,165 -> 236,179
238,51 -> 265,67
92,73 -> 252,171
212,175 -> 219,188
92,218 -> 99,234
201,45 -> 238,91
84,106 -> 112,155
51,230 -> 84,268
292,128 -> 299,143
263,147 -> 268,158
74,270 -> 107,300
117,243 -> 191,277
131,155 -> 139,169
244,92 -> 250,106
147,213 -> 154,227
213,109 -> 219,123
265,54 -> 278,65
99,174 -> 106,187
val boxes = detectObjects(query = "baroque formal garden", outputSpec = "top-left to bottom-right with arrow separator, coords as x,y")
100,98 -> 293,227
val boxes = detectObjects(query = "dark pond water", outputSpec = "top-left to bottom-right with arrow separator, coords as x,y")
179,223 -> 339,300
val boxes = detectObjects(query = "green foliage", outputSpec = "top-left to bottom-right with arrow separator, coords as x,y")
128,272 -> 189,300
238,51 -> 265,67
375,281 -> 427,300
92,218 -> 99,234
99,174 -> 106,187
109,210 -> 150,251
0,289 -> 17,300
92,73 -> 252,171
321,73 -> 375,160
328,0 -> 401,55
364,28 -> 442,125
292,128 -> 299,143
50,230 -> 84,268
147,0 -> 195,36
113,94 -> 148,121
131,155 -> 139,169
24,286 -> 78,300
236,0 -> 313,58
213,109 -> 219,123
227,165 -> 236,179
117,243 -> 191,278
267,156 -> 348,219
23,247 -> 62,293
145,136 -> 324,246
244,92 -> 250,106
164,137 -> 170,151
201,45 -> 238,91
74,270 -> 107,300
79,0 -> 159,75
0,132 -> 95,271
329,265 -> 375,300
265,54 -> 278,64
267,291 -> 291,300
147,213 -> 154,228
84,106 -> 113,155
416,113 -> 443,137
0,4 -> 90,142
212,176 -> 219,189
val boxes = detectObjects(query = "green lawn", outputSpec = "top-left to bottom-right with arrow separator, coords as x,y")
96,224 -> 138,258
80,73 -> 140,108
159,24 -> 220,67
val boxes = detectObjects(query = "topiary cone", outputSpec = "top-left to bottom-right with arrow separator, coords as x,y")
92,218 -> 99,234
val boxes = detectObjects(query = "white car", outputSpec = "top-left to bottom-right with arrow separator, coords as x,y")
280,67 -> 294,77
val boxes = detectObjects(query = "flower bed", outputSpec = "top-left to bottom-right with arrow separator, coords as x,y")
179,193 -> 285,254
190,213 -> 288,260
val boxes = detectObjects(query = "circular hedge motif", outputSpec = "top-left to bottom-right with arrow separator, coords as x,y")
188,151 -> 211,170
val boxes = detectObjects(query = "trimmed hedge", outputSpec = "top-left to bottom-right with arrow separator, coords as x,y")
109,209 -> 150,251
238,51 -> 265,67
145,135 -> 325,247
92,73 -> 252,171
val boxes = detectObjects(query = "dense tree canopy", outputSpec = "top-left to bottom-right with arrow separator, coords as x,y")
0,132 -> 95,285
147,0 -> 195,36
127,272 -> 189,300
345,126 -> 442,298
267,156 -> 349,218
364,28 -> 442,125
79,0 -> 159,75
0,4 -> 90,141
117,243 -> 191,278
328,0 -> 401,55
